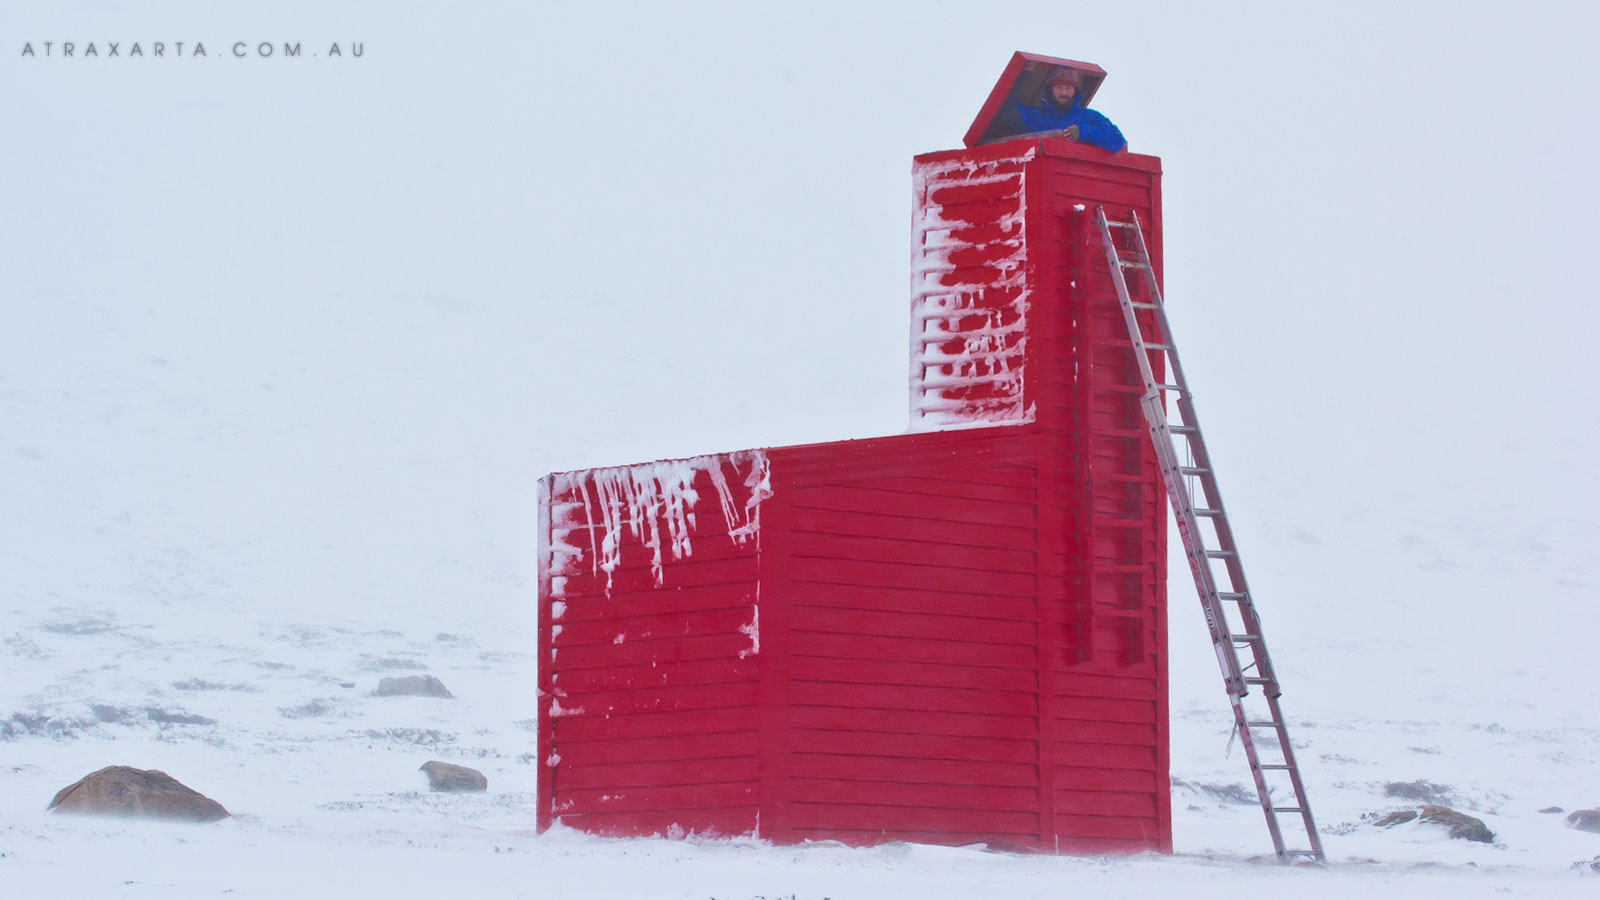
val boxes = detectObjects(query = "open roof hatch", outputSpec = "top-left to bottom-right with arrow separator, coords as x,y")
963,51 -> 1108,148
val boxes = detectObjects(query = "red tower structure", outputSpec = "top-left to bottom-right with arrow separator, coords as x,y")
537,52 -> 1171,853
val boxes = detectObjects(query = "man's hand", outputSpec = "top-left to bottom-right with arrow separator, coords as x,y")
1060,125 -> 1079,141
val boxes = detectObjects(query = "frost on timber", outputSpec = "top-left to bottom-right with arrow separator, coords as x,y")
908,151 -> 1035,432
738,606 -> 759,659
548,450 -> 771,593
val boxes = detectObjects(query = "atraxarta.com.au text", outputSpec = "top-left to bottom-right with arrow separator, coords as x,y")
20,41 -> 364,58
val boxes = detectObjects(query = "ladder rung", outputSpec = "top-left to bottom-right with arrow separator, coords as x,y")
1117,258 -> 1148,269
1170,425 -> 1198,435
1272,807 -> 1306,814
1144,343 -> 1173,351
1153,382 -> 1184,392
1284,850 -> 1320,858
1177,466 -> 1210,476
1104,219 -> 1136,229
1232,633 -> 1262,642
1204,550 -> 1237,559
1129,301 -> 1163,310
1193,508 -> 1223,517
1245,720 -> 1282,729
1259,764 -> 1294,770
1218,592 -> 1248,601
1244,677 -> 1276,686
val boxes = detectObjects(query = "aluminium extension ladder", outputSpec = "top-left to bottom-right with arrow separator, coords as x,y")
1093,206 -> 1325,864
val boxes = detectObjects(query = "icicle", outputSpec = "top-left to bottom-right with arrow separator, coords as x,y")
548,451 -> 772,591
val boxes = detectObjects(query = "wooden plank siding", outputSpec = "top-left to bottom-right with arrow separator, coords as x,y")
758,437 -> 1047,847
1027,141 -> 1169,850
537,137 -> 1170,853
540,456 -> 765,838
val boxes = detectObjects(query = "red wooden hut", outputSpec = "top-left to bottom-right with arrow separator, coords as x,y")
537,52 -> 1171,853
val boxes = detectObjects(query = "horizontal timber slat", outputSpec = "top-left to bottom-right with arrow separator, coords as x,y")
1052,789 -> 1160,818
552,706 -> 756,742
789,752 -> 1038,788
784,828 -> 1042,849
790,485 -> 1035,529
555,782 -> 757,816
1054,720 -> 1158,745
554,730 -> 761,766
785,802 -> 1039,835
1052,675 -> 1160,702
554,756 -> 759,790
555,556 -> 758,599
552,532 -> 756,579
789,580 -> 1036,620
1050,696 -> 1159,725
857,475 -> 1036,504
786,531 -> 1036,574
787,557 -> 1036,597
1053,813 -> 1161,841
791,778 -> 1039,813
789,630 -> 1037,669
1052,766 -> 1160,793
553,606 -> 755,649
785,508 -> 1035,550
549,585 -> 754,624
789,656 -> 1037,693
788,727 -> 1038,764
550,657 -> 756,696
548,681 -> 758,716
786,703 -> 1038,740
788,606 -> 1037,647
791,680 -> 1037,717
552,632 -> 758,672
554,807 -> 757,839
1052,741 -> 1159,770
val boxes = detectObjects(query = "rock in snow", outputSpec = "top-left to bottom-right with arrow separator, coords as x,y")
48,766 -> 229,822
374,675 -> 453,699
1417,805 -> 1495,843
1373,805 -> 1494,843
1567,809 -> 1600,834
419,761 -> 487,792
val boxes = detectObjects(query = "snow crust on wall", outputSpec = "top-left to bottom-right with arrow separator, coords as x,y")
547,450 -> 771,594
909,151 -> 1034,432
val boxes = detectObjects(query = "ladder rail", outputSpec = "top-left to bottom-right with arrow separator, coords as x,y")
1093,206 -> 1325,864
1093,213 -> 1245,693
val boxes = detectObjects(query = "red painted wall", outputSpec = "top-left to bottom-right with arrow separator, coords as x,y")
538,137 -> 1169,853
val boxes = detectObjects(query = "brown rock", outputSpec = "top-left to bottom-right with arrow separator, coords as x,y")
375,675 -> 453,699
48,766 -> 229,822
1375,809 -> 1419,827
1540,806 -> 1565,814
1567,809 -> 1600,834
1418,804 -> 1494,843
420,760 -> 487,792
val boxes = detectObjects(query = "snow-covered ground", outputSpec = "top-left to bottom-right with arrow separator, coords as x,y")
6,2 -> 1600,896
1,587 -> 1597,898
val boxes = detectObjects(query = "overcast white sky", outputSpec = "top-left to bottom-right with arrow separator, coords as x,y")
3,1 -> 1598,718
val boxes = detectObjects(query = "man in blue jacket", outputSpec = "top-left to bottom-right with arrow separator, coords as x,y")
1016,68 -> 1126,153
